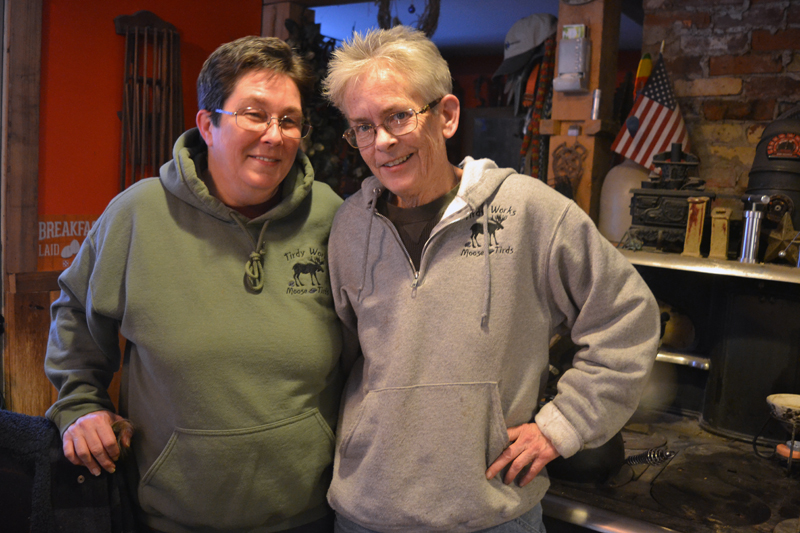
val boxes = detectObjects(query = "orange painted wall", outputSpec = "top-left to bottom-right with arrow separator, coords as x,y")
39,0 -> 263,217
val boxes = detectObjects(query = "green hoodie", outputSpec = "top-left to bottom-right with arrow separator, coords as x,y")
45,129 -> 344,532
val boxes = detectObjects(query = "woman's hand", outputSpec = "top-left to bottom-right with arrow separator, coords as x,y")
62,410 -> 129,476
486,423 -> 560,487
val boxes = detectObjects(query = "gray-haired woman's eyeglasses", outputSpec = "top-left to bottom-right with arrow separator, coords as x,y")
343,98 -> 443,149
215,107 -> 312,139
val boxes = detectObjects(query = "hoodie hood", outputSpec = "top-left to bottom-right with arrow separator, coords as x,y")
352,157 -> 516,326
160,128 -> 315,224
160,128 -> 317,291
448,156 -> 516,218
354,156 -> 515,218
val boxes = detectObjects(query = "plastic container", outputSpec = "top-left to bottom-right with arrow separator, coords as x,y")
598,159 -> 649,244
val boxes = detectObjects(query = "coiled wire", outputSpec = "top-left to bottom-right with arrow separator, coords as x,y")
625,446 -> 676,466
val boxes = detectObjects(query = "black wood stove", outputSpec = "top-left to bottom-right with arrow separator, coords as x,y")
626,144 -> 715,254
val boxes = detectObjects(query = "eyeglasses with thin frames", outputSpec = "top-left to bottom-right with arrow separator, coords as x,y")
343,97 -> 443,149
215,107 -> 312,139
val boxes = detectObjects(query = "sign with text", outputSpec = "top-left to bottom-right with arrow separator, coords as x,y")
38,214 -> 99,271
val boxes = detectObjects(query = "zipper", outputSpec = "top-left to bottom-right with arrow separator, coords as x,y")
373,205 -> 472,295
374,212 -> 419,283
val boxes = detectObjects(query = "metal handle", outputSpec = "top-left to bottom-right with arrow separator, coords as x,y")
739,210 -> 764,263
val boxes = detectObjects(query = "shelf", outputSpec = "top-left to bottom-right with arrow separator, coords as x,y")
7,270 -> 62,293
619,249 -> 800,285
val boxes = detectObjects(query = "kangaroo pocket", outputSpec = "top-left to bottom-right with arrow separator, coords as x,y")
139,409 -> 334,529
335,382 -> 513,529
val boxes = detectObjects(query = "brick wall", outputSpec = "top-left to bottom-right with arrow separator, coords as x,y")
642,0 -> 800,210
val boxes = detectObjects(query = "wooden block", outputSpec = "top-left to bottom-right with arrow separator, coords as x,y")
681,197 -> 709,258
708,207 -> 732,260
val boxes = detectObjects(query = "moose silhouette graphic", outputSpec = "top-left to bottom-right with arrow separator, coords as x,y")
292,257 -> 324,286
468,214 -> 507,248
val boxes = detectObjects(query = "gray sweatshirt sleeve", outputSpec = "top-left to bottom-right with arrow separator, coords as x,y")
327,204 -> 364,375
535,203 -> 660,458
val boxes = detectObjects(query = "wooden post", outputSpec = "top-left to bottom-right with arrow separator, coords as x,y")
261,1 -> 309,39
542,0 -> 621,223
2,0 -> 42,275
2,0 -> 45,414
4,272 -> 60,415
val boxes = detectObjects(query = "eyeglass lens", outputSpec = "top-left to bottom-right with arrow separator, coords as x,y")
344,98 -> 440,148
232,108 -> 310,138
348,110 -> 416,148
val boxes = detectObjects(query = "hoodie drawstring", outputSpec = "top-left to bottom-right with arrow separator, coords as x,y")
480,205 -> 492,329
231,214 -> 270,292
358,188 -> 379,299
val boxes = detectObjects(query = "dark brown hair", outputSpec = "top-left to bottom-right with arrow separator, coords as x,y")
197,36 -> 315,125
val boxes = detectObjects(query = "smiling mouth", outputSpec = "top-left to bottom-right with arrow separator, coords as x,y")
253,155 -> 279,163
383,154 -> 412,168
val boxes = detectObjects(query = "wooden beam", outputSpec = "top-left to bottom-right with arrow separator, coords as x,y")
2,0 -> 42,275
262,0 -> 362,5
7,270 -> 60,294
546,0 -> 621,223
262,1 -> 311,39
262,0 -> 643,32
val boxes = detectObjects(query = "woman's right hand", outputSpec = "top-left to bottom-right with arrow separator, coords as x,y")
62,410 -> 128,476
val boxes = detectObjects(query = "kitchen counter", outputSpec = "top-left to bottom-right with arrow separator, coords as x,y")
619,249 -> 800,285
542,409 -> 800,533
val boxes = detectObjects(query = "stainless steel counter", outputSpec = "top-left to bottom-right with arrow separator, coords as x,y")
619,249 -> 800,285
542,410 -> 800,533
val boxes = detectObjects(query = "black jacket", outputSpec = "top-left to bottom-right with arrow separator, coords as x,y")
0,409 -> 138,533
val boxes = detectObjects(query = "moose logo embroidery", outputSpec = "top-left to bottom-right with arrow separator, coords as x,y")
293,257 -> 324,286
467,214 -> 507,248
286,247 -> 331,295
461,205 -> 516,257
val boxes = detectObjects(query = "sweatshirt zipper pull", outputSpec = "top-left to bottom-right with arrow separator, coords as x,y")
411,271 -> 419,296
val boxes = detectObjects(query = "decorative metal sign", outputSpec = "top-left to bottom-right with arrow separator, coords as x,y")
766,132 -> 800,159
552,141 -> 587,197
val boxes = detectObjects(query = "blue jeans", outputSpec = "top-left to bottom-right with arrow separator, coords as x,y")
334,503 -> 546,533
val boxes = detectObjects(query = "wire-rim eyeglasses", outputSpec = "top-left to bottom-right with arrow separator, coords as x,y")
342,97 -> 443,149
215,107 -> 312,139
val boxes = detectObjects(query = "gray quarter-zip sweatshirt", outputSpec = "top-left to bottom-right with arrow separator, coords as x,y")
326,157 -> 660,532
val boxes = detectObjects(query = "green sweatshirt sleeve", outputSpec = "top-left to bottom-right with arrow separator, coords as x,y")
45,232 -> 122,436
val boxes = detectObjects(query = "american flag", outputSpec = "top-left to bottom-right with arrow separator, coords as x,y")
611,55 -> 688,169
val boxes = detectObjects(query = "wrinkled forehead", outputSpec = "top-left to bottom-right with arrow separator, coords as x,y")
342,64 -> 423,122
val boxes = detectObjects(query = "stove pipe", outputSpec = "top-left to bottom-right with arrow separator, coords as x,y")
746,109 -> 800,230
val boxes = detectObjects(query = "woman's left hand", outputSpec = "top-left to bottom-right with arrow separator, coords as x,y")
485,423 -> 560,487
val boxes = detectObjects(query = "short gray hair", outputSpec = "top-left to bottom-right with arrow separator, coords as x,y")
323,25 -> 452,112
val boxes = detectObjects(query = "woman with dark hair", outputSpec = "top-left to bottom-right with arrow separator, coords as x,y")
45,36 -> 344,533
